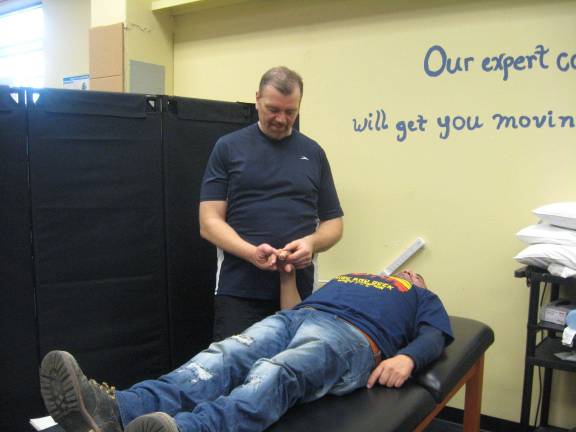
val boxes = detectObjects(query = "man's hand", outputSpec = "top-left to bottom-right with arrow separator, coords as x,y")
251,243 -> 280,271
281,237 -> 314,271
366,354 -> 415,389
278,218 -> 343,271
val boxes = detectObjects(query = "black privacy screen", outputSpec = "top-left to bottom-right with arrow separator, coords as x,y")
0,87 -> 43,428
27,89 -> 170,387
1,88 -> 258,431
162,96 -> 257,365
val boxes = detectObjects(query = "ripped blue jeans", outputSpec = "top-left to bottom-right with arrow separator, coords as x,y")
116,308 -> 375,432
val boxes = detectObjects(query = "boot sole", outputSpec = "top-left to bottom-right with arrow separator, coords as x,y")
40,350 -> 102,432
126,412 -> 179,432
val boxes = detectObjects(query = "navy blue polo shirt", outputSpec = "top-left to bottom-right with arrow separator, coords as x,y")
201,123 -> 343,300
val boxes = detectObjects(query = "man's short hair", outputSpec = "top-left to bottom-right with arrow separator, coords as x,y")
259,66 -> 303,97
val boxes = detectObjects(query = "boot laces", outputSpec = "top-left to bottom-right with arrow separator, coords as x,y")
89,379 -> 116,399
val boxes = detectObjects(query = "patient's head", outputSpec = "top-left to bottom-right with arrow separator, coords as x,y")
394,269 -> 427,288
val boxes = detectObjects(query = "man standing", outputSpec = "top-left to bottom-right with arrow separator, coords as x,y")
200,66 -> 343,340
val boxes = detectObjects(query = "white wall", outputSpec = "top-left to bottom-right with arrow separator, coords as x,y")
43,0 -> 91,88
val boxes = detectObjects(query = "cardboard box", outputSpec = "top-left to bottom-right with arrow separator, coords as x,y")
89,23 -> 124,80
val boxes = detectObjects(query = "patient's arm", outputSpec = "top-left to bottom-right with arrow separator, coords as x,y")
367,325 -> 445,389
280,269 -> 301,309
397,325 -> 445,371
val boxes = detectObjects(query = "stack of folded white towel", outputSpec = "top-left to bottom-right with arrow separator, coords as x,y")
515,202 -> 576,278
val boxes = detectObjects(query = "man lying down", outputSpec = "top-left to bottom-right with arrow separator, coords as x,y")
39,261 -> 453,432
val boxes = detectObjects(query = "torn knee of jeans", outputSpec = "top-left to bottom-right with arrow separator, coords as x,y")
231,334 -> 254,346
244,375 -> 262,388
177,362 -> 214,384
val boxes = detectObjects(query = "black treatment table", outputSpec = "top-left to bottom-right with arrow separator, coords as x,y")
31,317 -> 493,432
268,316 -> 495,432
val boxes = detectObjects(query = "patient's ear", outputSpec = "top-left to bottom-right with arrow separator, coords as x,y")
411,273 -> 428,289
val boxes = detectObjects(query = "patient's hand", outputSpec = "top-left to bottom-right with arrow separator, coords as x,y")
276,248 -> 295,272
366,354 -> 415,389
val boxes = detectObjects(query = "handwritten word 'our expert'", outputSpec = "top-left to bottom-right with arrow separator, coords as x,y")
423,44 -> 576,81
353,110 -> 427,142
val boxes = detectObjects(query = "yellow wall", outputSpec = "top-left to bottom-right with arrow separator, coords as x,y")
173,0 -> 576,426
44,0 -> 174,94
90,0 -> 125,27
125,0 -> 174,94
43,0 -> 91,88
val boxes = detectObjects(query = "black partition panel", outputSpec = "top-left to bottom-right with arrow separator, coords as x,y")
0,87 -> 43,428
1,89 -> 260,430
163,97 -> 257,365
27,89 -> 170,387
